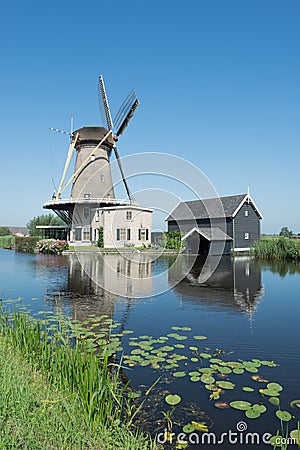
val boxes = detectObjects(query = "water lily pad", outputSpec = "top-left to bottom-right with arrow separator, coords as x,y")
189,346 -> 198,351
200,375 -> 215,384
171,326 -> 181,330
190,376 -> 201,382
189,371 -> 200,376
182,423 -> 195,433
191,357 -> 199,362
276,410 -> 292,422
174,344 -> 185,349
269,435 -> 284,446
242,387 -> 255,392
165,394 -> 181,406
269,397 -> 280,406
216,381 -> 235,390
267,382 -> 283,392
245,408 -> 261,419
252,404 -> 266,414
230,401 -> 252,411
290,399 -> 300,409
193,335 -> 207,340
181,327 -> 192,331
199,353 -> 212,359
290,429 -> 299,444
233,368 -> 244,374
173,372 -> 186,378
174,335 -> 188,341
204,384 -> 217,391
260,388 -> 280,397
218,366 -> 232,374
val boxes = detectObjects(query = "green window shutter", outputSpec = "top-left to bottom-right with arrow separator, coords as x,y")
127,229 -> 131,240
117,229 -> 120,240
138,229 -> 141,240
146,229 -> 149,240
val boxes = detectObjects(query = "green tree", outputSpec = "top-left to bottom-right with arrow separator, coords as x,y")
26,214 -> 64,237
0,227 -> 11,236
279,227 -> 293,238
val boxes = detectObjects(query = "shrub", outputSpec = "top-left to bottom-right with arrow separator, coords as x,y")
36,239 -> 69,255
15,236 -> 39,253
163,231 -> 183,249
97,227 -> 104,248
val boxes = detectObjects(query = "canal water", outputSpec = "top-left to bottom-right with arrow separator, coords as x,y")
0,248 -> 299,448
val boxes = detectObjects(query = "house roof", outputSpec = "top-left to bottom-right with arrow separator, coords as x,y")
166,194 -> 263,221
182,227 -> 233,241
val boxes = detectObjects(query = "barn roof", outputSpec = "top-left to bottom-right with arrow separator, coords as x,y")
166,194 -> 263,221
182,227 -> 233,241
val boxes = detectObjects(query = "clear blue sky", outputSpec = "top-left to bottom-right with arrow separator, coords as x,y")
1,0 -> 299,233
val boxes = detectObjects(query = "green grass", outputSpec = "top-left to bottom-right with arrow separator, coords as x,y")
0,235 -> 15,248
251,237 -> 300,261
0,307 -> 155,449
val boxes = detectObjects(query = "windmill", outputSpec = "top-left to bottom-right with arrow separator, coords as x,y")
98,75 -> 139,201
44,75 -> 139,224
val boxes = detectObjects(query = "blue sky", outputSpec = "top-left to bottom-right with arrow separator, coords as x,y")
1,0 -> 299,233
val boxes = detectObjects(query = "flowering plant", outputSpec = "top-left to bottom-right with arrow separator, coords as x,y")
36,239 -> 69,255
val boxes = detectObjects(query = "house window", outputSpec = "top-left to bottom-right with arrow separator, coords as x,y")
244,232 -> 249,240
75,228 -> 82,241
126,211 -> 132,221
117,228 -> 126,240
83,208 -> 89,219
95,210 -> 99,222
91,154 -> 95,161
138,228 -> 149,241
83,227 -> 90,240
245,210 -> 249,217
100,174 -> 105,183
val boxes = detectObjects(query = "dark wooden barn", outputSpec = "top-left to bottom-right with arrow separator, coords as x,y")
166,194 -> 263,255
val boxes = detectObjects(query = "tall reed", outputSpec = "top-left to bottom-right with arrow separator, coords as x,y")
251,237 -> 300,261
0,306 -> 127,428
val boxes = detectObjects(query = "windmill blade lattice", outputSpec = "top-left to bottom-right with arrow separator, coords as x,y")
98,75 -> 113,130
114,89 -> 139,136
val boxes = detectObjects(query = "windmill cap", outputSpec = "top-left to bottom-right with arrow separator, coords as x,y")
73,126 -> 115,146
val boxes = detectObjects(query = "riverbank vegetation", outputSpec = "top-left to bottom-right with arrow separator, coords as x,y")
251,237 -> 300,261
0,235 -> 15,248
0,306 -> 154,449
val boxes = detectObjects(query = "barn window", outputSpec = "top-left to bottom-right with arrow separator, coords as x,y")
91,154 -> 95,161
100,174 -> 105,183
244,232 -> 249,240
126,211 -> 132,220
245,210 -> 249,217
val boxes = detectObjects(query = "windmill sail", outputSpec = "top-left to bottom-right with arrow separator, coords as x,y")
114,90 -> 139,136
98,75 -> 113,130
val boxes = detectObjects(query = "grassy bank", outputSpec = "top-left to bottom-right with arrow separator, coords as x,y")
251,237 -> 300,261
0,307 -> 155,449
0,235 -> 15,248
